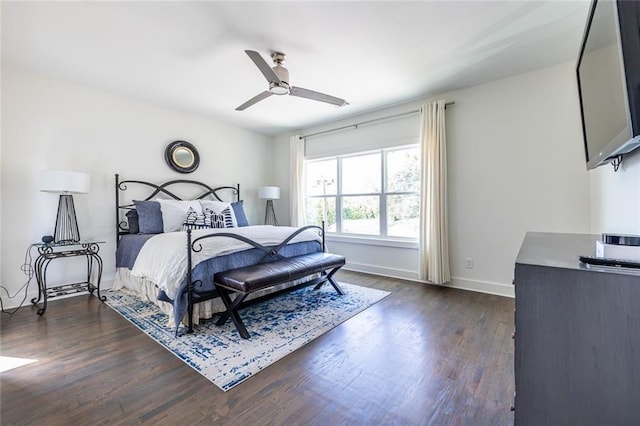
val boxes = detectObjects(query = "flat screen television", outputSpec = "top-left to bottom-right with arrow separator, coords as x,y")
576,0 -> 640,170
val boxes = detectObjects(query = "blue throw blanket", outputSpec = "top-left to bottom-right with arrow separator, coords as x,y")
116,231 -> 322,331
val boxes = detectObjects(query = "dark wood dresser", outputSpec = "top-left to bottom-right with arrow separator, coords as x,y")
514,232 -> 640,425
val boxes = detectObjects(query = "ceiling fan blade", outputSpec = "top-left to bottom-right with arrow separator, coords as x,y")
245,50 -> 281,84
235,91 -> 274,111
289,86 -> 349,107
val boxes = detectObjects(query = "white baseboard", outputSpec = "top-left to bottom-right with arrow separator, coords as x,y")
448,277 -> 514,298
343,261 -> 514,298
4,270 -> 513,312
1,277 -> 115,311
1,287 -> 39,311
343,261 -> 420,281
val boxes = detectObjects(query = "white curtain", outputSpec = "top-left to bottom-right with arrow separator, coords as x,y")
419,100 -> 450,284
289,135 -> 306,227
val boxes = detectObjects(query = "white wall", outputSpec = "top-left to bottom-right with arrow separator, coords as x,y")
1,59 -> 596,306
445,61 -> 590,296
589,149 -> 640,234
1,68 -> 274,307
273,60 -> 591,297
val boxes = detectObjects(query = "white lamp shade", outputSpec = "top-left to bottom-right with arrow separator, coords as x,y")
258,186 -> 280,200
39,170 -> 90,194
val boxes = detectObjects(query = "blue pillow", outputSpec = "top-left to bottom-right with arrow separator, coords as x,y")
134,200 -> 163,234
125,209 -> 139,234
232,200 -> 249,227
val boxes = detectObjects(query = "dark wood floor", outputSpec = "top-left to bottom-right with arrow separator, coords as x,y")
1,271 -> 515,425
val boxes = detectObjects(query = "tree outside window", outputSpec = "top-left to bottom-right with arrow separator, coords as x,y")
306,159 -> 337,231
305,146 -> 420,238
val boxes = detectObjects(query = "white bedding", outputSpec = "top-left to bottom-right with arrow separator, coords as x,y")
130,225 -> 322,300
113,268 -> 225,326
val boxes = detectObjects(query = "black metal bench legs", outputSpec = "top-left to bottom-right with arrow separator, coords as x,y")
214,263 -> 345,339
313,268 -> 345,295
215,287 -> 251,339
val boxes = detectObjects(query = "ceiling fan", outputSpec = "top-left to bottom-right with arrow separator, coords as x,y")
236,50 -> 349,111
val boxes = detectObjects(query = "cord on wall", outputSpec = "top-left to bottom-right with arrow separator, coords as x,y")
0,244 -> 37,314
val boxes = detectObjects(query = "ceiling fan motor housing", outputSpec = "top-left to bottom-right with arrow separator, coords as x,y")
271,51 -> 286,64
270,64 -> 290,94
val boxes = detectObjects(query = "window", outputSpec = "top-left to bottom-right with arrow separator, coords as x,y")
305,146 -> 420,238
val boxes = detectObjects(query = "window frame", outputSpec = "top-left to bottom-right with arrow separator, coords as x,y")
305,144 -> 420,240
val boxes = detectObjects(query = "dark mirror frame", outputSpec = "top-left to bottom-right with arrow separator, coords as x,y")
164,140 -> 200,174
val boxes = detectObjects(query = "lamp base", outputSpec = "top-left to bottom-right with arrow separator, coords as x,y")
54,194 -> 81,243
264,199 -> 279,226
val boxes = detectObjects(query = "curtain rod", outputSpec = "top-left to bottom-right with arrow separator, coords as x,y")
300,101 -> 455,139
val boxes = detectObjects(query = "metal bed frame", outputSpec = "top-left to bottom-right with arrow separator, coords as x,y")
114,174 -> 330,335
115,173 -> 239,245
114,173 -> 240,332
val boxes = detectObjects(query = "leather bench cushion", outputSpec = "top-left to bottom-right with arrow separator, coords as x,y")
214,252 -> 345,293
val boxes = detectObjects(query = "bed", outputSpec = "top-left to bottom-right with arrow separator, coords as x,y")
113,174 -> 325,334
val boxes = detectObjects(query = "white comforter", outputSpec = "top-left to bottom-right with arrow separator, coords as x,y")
130,225 -> 322,299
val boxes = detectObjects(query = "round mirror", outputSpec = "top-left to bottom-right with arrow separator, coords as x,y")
173,147 -> 194,168
165,140 -> 200,173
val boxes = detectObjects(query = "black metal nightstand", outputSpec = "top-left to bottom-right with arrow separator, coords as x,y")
31,240 -> 106,315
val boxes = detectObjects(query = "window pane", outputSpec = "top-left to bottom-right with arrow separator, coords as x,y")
387,148 -> 420,193
305,197 -> 336,231
387,194 -> 420,238
342,196 -> 379,235
307,159 -> 337,196
342,153 -> 381,194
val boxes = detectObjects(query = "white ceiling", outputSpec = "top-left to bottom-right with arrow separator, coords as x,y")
2,1 -> 591,136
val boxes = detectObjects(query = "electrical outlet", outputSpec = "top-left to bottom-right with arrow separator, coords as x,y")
465,258 -> 473,269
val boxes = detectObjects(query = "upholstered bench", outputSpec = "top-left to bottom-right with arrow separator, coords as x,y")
213,252 -> 346,339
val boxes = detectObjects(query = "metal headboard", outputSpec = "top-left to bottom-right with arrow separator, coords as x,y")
115,173 -> 240,243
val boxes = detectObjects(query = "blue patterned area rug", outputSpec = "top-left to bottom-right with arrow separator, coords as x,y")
106,283 -> 389,391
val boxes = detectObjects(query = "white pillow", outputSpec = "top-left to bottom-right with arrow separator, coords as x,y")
156,199 -> 203,232
199,200 -> 237,228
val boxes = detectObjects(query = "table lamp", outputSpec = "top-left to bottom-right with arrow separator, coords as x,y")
39,170 -> 90,243
258,186 -> 280,226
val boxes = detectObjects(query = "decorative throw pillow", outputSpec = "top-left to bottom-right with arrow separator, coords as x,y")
204,207 -> 234,228
125,209 -> 140,234
199,200 -> 238,228
156,199 -> 203,232
182,207 -> 210,231
231,200 -> 249,227
133,200 -> 163,234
